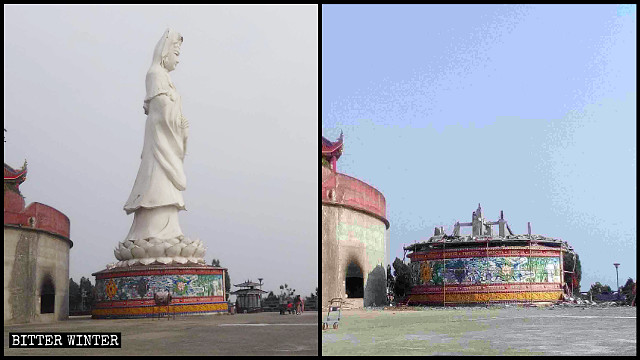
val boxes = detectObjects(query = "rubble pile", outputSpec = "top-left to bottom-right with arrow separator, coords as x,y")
550,296 -> 628,308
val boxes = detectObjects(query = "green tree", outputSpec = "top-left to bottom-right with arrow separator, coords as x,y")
68,278 -> 81,311
79,277 -> 95,310
387,264 -> 395,294
620,278 -> 635,305
392,258 -> 413,299
563,251 -> 582,293
587,282 -> 612,299
211,258 -> 231,300
279,284 -> 295,300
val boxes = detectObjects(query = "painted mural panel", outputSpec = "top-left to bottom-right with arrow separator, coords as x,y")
96,274 -> 224,302
337,219 -> 387,266
413,256 -> 561,286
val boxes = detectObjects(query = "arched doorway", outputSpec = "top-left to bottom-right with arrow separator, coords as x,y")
345,262 -> 364,298
40,275 -> 55,314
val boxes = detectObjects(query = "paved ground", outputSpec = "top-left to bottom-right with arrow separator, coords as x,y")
5,311 -> 318,356
322,305 -> 636,356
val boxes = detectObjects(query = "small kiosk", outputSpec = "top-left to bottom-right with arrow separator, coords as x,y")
231,281 -> 267,313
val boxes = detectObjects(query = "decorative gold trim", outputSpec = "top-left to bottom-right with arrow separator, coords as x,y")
409,291 -> 562,303
92,302 -> 228,317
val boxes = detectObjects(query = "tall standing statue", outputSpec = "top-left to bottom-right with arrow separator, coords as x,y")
114,28 -> 206,267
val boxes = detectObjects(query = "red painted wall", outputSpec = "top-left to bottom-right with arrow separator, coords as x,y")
4,190 -> 70,239
322,166 -> 387,224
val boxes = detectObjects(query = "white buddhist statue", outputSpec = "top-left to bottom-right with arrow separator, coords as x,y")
114,28 -> 206,267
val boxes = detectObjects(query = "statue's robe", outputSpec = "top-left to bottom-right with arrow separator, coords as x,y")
123,29 -> 187,243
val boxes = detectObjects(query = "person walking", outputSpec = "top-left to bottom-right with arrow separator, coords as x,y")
294,295 -> 301,315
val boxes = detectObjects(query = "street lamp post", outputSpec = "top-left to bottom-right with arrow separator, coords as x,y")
613,263 -> 620,299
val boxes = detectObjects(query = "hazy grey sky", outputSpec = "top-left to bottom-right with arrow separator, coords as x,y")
4,4 -> 318,299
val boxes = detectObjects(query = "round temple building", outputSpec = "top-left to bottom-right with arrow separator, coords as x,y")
322,133 -> 390,309
4,161 -> 73,324
404,204 -> 574,305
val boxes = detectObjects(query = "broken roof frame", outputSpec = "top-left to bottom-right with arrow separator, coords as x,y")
404,204 -> 574,255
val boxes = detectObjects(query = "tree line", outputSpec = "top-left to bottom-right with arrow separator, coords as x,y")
68,277 -> 95,312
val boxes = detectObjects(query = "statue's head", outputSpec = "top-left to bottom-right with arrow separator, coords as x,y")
152,28 -> 183,72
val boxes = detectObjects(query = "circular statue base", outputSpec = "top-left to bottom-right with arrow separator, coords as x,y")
92,264 -> 228,319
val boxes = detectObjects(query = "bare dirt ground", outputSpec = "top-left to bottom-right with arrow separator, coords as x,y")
321,305 -> 636,356
4,311 -> 318,356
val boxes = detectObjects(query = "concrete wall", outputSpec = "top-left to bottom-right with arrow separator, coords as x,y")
4,226 -> 71,324
322,204 -> 388,308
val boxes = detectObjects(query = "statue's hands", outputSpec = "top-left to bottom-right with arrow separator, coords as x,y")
180,114 -> 189,129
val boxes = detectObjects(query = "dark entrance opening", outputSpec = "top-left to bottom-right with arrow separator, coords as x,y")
345,262 -> 364,298
40,275 -> 55,314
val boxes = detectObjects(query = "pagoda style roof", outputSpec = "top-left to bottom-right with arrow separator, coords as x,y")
322,131 -> 343,157
234,281 -> 262,288
230,288 -> 268,295
4,161 -> 27,183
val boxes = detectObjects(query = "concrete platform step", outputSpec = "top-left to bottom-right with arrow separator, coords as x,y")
340,298 -> 364,310
321,297 -> 365,311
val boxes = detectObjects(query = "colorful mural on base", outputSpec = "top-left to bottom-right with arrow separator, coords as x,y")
411,256 -> 561,286
95,274 -> 224,302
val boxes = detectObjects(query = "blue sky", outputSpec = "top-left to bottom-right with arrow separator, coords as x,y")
322,4 -> 636,291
